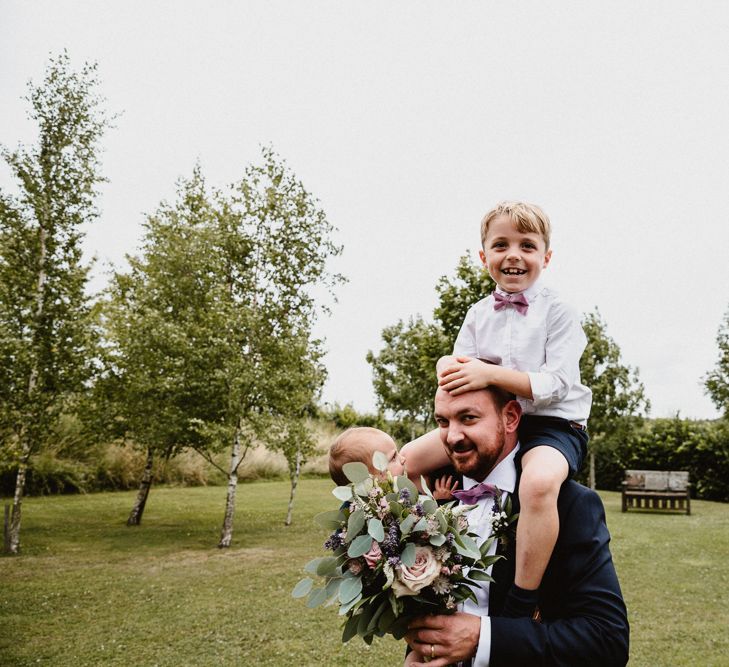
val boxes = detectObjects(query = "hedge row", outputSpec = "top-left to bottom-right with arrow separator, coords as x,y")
587,417 -> 729,502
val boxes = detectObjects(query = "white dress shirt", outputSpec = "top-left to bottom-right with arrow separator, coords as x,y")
461,446 -> 519,667
452,279 -> 592,424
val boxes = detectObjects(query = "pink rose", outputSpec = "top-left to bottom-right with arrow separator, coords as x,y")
391,546 -> 441,597
363,541 -> 382,569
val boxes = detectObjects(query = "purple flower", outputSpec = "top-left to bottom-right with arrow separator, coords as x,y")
387,555 -> 400,567
399,488 -> 412,506
413,504 -> 424,517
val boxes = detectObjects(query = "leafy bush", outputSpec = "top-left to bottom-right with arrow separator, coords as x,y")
593,417 -> 729,502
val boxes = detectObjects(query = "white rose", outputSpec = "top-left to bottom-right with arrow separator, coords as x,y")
391,546 -> 441,597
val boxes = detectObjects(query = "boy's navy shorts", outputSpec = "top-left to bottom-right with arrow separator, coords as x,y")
516,414 -> 589,477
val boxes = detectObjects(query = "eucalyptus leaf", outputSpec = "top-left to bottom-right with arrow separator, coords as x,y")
400,514 -> 416,536
368,518 -> 385,541
316,557 -> 340,576
436,509 -> 448,533
412,517 -> 428,533
372,450 -> 389,472
338,592 -> 362,616
421,498 -> 438,515
347,509 -> 365,540
306,586 -> 329,608
420,475 -> 434,497
342,461 -> 370,483
304,557 -> 326,575
400,542 -> 416,567
389,501 -> 404,519
291,577 -> 314,599
314,509 -> 345,530
348,534 -> 373,558
354,477 -> 374,497
395,475 -> 419,500
339,576 -> 363,604
332,485 -> 354,502
429,533 -> 446,546
455,540 -> 481,560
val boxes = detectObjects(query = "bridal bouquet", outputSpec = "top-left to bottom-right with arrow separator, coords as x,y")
292,452 -> 502,644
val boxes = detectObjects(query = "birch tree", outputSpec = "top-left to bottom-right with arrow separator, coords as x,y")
0,54 -> 109,553
104,150 -> 342,543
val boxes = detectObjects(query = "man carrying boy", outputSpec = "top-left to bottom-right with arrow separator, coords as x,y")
404,384 -> 628,666
403,201 -> 591,617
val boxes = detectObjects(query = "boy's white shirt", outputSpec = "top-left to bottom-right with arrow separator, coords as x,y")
452,278 -> 592,424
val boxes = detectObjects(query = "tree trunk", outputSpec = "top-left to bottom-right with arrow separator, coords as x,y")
588,450 -> 596,490
127,448 -> 154,526
7,458 -> 28,554
285,447 -> 302,527
218,426 -> 241,548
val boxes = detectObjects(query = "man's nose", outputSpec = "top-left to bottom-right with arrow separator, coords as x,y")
446,424 -> 463,445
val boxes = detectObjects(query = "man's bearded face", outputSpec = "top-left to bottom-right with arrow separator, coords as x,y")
434,389 -> 512,481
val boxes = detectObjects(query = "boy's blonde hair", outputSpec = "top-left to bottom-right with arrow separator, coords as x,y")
480,201 -> 552,251
328,427 -> 385,486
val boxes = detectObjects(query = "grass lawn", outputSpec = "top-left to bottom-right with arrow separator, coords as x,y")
1,481 -> 728,667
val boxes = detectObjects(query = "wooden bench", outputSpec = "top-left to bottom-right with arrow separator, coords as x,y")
621,470 -> 691,515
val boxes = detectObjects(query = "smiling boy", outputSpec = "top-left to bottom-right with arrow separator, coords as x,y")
403,201 -> 592,619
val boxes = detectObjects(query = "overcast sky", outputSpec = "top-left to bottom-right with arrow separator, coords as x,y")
2,1 -> 728,420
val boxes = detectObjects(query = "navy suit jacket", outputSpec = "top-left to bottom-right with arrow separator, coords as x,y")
486,479 -> 629,666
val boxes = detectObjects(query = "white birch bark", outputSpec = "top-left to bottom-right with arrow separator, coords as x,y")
127,448 -> 155,526
218,426 -> 241,548
285,446 -> 302,527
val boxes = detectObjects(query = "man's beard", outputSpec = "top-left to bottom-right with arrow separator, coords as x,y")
447,418 -> 506,480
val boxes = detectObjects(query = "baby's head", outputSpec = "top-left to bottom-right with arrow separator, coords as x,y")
328,427 -> 405,486
479,201 -> 553,294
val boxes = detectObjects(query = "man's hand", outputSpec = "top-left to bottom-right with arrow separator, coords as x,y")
432,475 -> 459,501
438,356 -> 493,395
405,612 -> 481,666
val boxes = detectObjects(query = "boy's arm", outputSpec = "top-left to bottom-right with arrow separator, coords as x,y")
439,356 -> 534,399
526,301 -> 587,408
400,429 -> 450,487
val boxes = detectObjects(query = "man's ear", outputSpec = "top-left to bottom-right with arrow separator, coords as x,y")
503,400 -> 521,434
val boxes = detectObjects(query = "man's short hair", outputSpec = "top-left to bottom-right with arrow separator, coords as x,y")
480,201 -> 552,251
484,384 -> 517,411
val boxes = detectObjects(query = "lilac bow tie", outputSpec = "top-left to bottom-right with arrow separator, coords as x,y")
452,482 -> 500,505
493,291 -> 529,315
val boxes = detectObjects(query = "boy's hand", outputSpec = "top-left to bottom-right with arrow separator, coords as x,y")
433,475 -> 459,501
438,356 -> 493,395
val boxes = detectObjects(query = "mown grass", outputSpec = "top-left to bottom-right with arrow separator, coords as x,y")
1,482 -> 728,666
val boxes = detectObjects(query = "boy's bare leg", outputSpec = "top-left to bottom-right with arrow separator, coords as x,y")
505,445 -> 569,616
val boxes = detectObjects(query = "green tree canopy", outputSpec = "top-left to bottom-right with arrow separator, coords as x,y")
0,53 -> 110,553
367,253 -> 493,433
704,307 -> 729,416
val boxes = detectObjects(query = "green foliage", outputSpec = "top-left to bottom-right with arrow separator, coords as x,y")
367,254 -> 493,431
704,307 -> 729,416
0,52 -> 109,463
591,416 -> 729,501
100,150 -> 341,471
433,252 -> 496,342
367,316 -> 449,428
578,309 -> 650,484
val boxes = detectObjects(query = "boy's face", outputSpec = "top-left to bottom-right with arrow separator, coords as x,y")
368,432 -> 405,478
479,214 -> 552,294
